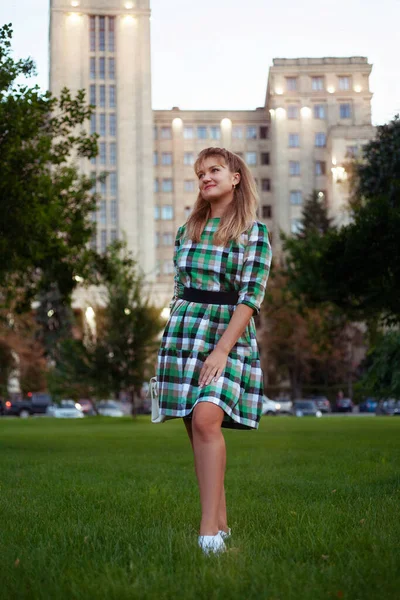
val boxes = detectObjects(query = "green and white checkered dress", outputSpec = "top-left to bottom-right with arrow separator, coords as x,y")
157,218 -> 272,430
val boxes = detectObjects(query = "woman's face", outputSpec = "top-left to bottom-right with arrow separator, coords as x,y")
197,156 -> 240,202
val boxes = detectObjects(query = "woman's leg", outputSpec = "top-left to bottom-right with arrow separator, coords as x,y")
188,403 -> 226,536
183,416 -> 229,533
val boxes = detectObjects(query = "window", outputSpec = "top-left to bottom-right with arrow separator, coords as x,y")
110,229 -> 117,243
90,233 -> 97,251
109,142 -> 117,165
154,179 -> 159,193
100,179 -> 106,196
184,180 -> 195,192
312,76 -> 324,91
99,16 -> 105,51
109,113 -> 116,136
286,77 -> 297,91
109,85 -> 116,108
162,178 -> 173,192
290,219 -> 302,235
247,126 -> 257,139
289,133 -> 300,148
99,200 -> 107,225
100,230 -> 107,253
210,126 -> 221,140
90,85 -> 96,106
155,232 -> 160,247
315,161 -> 326,176
108,58 -> 115,79
262,205 -> 272,219
99,85 -> 106,107
99,57 -> 105,79
314,104 -> 326,119
110,200 -> 117,225
197,126 -> 207,139
261,179 -> 271,192
161,126 -> 172,139
99,142 -> 106,165
184,126 -> 194,139
260,126 -> 268,139
90,57 -> 96,79
154,205 -> 160,220
287,105 -> 299,119
110,172 -> 117,195
161,205 -> 174,220
346,145 -> 358,158
339,76 -> 350,90
99,113 -> 106,137
290,190 -> 302,205
340,103 -> 352,119
246,152 -> 257,166
163,260 -> 174,275
153,151 -> 158,166
315,132 -> 326,147
90,172 -> 96,193
184,152 -> 194,166
90,113 -> 96,134
108,16 -> 115,52
90,16 -> 96,52
232,126 -> 243,139
289,161 -> 300,176
162,232 -> 173,246
162,152 -> 173,166
261,152 -> 270,165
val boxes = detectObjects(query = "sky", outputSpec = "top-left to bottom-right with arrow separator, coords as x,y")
1,0 -> 399,125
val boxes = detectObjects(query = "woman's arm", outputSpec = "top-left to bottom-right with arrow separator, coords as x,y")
198,304 -> 253,387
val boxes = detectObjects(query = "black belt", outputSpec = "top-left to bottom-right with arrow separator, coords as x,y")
181,287 -> 239,305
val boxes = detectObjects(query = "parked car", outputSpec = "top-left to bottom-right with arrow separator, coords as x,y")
310,396 -> 331,413
292,400 -> 322,417
334,397 -> 353,413
76,399 -> 97,416
97,400 -> 124,417
46,401 -> 84,419
2,393 -> 52,418
359,398 -> 378,413
273,397 -> 293,414
262,396 -> 277,416
376,399 -> 400,416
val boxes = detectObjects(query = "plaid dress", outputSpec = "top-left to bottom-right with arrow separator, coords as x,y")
157,218 -> 272,429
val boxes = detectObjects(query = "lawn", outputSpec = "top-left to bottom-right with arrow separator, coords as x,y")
0,415 -> 399,600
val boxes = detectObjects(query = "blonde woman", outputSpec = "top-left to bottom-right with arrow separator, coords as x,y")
157,147 -> 272,555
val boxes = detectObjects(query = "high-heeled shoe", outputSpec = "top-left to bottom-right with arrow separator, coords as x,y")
198,532 -> 226,555
219,527 -> 231,541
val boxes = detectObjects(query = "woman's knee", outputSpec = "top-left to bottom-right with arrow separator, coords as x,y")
192,403 -> 223,441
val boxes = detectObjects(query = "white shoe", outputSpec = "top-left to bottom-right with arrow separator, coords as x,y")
219,528 -> 231,541
198,532 -> 226,555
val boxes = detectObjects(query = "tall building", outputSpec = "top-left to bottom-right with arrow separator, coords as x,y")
49,2 -> 375,309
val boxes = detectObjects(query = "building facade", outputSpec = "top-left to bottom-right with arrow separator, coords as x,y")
49,2 -> 375,309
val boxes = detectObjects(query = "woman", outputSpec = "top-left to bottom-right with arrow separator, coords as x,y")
157,147 -> 272,555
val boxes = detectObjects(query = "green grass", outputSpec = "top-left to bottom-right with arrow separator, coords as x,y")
1,416 -> 399,600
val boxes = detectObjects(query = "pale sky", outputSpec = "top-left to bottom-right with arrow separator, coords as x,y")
1,0 -> 399,125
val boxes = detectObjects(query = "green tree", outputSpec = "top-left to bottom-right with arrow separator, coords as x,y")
297,190 -> 334,237
48,243 -> 164,414
358,331 -> 400,399
0,24 -> 98,309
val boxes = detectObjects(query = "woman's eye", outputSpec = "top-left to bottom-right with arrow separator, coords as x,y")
212,168 -> 219,172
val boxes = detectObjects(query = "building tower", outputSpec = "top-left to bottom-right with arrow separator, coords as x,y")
49,0 -> 155,280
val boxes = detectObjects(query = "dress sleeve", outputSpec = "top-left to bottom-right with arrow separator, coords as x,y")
170,225 -> 185,310
237,222 -> 272,315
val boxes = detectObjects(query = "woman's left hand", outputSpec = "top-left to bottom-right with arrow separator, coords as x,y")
199,347 -> 228,387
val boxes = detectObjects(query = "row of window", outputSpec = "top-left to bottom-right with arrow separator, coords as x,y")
154,125 -> 269,141
290,190 -> 327,206
89,84 -> 116,108
287,132 -> 326,148
154,151 -> 270,168
91,172 -> 118,196
288,158 -> 329,176
285,75 -> 353,92
91,199 -> 119,226
90,112 -> 117,137
154,176 -> 272,194
91,228 -> 118,253
90,57 -> 115,80
155,260 -> 175,276
154,205 -> 174,220
287,103 -> 352,120
155,232 -> 174,247
89,16 -> 115,53
91,142 -> 117,166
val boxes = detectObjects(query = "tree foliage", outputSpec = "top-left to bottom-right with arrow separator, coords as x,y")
358,331 -> 400,399
0,24 -> 98,309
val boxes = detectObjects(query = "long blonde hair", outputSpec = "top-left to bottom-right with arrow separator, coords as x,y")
185,147 -> 259,246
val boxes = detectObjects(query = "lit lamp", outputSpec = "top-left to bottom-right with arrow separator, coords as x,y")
327,86 -> 335,94
172,117 -> 183,130
124,1 -> 135,8
275,88 -> 283,95
354,85 -> 362,93
331,165 -> 347,183
300,106 -> 311,118
275,107 -> 286,119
